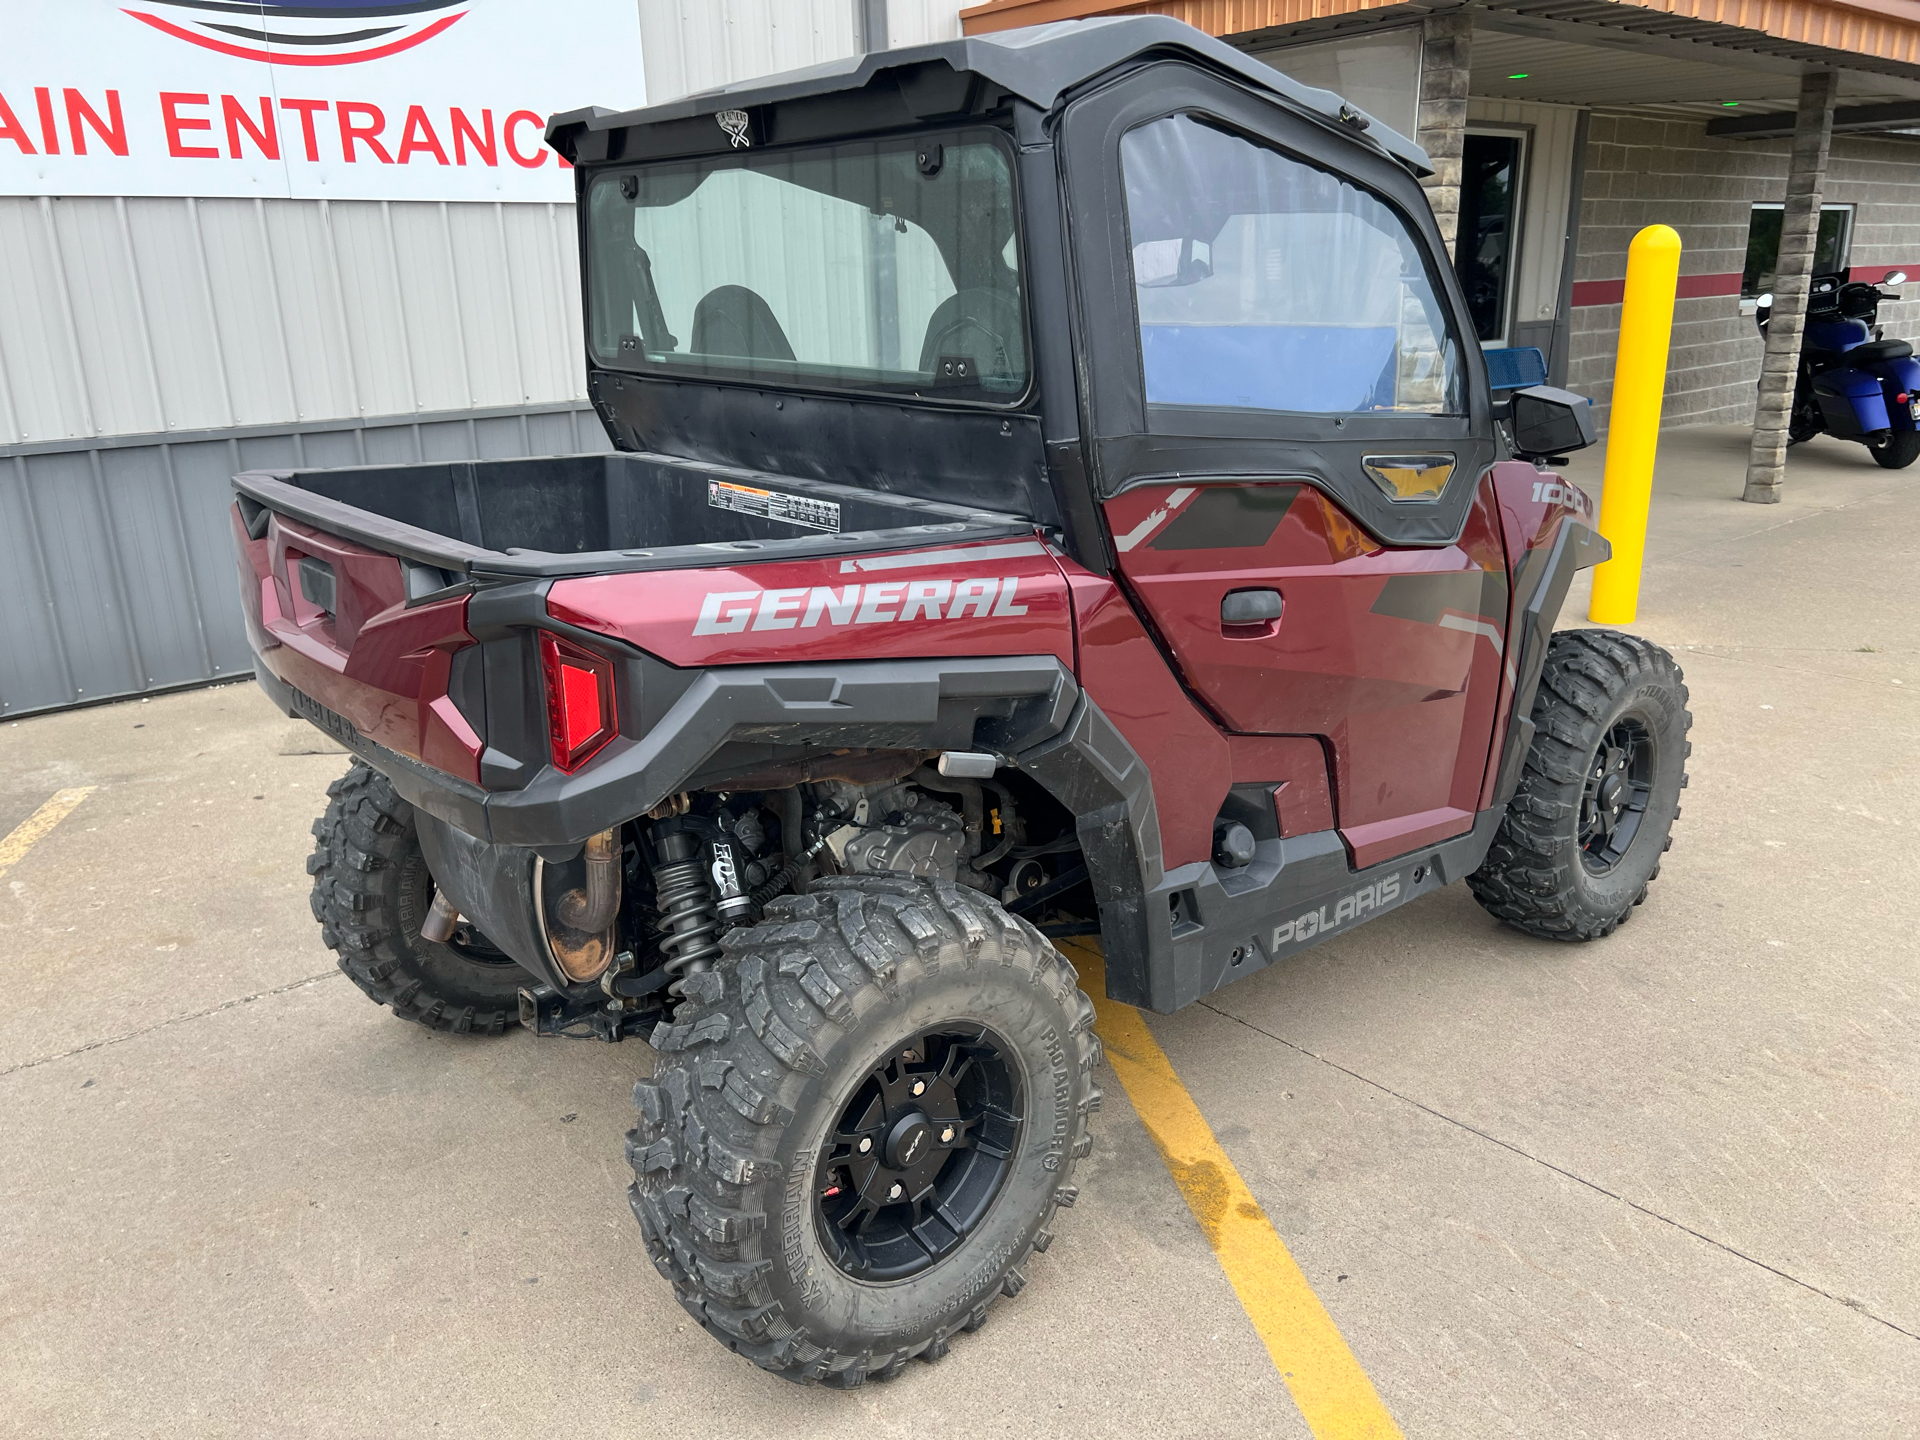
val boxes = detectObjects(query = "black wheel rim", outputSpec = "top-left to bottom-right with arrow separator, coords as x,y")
1580,714 -> 1655,874
814,1025 -> 1023,1282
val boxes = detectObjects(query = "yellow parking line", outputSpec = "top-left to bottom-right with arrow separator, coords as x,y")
1062,939 -> 1403,1440
0,787 -> 97,881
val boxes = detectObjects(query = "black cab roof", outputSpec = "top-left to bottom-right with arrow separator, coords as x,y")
547,15 -> 1431,176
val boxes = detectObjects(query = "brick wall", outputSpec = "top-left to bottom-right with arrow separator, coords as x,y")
1566,112 -> 1920,432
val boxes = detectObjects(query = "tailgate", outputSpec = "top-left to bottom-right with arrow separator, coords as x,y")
232,502 -> 484,783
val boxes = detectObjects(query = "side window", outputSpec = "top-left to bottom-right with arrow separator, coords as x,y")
1120,114 -> 1462,416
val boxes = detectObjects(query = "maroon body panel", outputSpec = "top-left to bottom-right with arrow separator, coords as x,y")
1105,478 -> 1510,870
1228,736 -> 1336,836
547,535 -> 1075,670
1061,565 -> 1233,872
232,506 -> 482,784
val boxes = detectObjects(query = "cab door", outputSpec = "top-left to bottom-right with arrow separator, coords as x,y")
1060,64 -> 1505,869
1106,477 -> 1508,868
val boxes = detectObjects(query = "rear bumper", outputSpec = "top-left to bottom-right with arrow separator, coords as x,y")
259,653 -> 1080,851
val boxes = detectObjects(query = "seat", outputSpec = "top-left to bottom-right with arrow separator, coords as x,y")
917,287 -> 1023,382
690,285 -> 794,362
1845,338 -> 1914,365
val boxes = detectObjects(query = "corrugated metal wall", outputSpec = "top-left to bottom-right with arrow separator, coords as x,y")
0,193 -> 598,719
637,0 -> 968,103
0,196 -> 587,444
3,0 -> 975,720
1,405 -> 609,717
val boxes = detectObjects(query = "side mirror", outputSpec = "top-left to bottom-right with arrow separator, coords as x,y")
1756,292 -> 1774,309
1509,385 -> 1596,460
1886,271 -> 1908,286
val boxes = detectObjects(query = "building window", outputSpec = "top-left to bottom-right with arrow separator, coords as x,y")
1457,131 -> 1525,344
1742,203 -> 1854,298
1119,114 -> 1462,415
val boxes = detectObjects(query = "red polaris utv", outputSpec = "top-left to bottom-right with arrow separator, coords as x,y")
231,17 -> 1689,1386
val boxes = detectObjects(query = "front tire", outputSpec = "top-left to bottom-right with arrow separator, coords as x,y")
308,761 -> 524,1034
1470,631 -> 1691,940
1869,429 -> 1920,469
628,876 -> 1101,1386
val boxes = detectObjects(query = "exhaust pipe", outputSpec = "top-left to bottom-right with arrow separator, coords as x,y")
421,889 -> 461,945
557,829 -> 620,933
543,828 -> 622,984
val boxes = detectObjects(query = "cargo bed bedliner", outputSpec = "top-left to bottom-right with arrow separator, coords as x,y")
233,452 -> 1035,581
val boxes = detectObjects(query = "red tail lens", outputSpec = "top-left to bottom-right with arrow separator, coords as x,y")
539,632 -> 617,773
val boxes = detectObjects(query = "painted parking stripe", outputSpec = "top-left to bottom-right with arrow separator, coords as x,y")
1062,939 -> 1403,1440
0,787 -> 97,882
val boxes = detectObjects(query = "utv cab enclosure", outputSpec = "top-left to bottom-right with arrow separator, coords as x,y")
233,17 -> 1689,1386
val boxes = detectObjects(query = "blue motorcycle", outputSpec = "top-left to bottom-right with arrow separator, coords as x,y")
1756,269 -> 1920,468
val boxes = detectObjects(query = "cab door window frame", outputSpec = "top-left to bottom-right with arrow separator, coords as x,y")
1058,61 -> 1496,549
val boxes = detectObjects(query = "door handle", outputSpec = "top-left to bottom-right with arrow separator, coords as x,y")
1221,588 -> 1283,629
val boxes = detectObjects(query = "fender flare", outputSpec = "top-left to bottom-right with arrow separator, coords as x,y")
1492,519 -> 1611,808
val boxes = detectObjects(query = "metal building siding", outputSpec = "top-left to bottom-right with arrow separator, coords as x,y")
1,405 -> 610,718
0,195 -> 589,445
634,0 -> 968,103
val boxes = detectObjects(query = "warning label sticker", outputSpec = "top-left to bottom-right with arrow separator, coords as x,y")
708,479 -> 841,533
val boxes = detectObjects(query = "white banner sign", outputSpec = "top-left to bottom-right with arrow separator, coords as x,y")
1,0 -> 645,201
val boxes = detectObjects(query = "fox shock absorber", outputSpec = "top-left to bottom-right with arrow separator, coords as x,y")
651,826 -> 723,999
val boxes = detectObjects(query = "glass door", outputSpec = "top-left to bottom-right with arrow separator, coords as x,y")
1456,131 -> 1524,344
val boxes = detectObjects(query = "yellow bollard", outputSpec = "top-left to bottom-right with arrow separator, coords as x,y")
1589,224 -> 1682,625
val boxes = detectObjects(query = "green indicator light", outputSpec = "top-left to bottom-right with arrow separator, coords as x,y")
1723,101 -> 1740,106
1507,72 -> 1530,79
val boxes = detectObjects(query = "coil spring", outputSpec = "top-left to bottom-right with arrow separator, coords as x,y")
653,830 -> 721,1000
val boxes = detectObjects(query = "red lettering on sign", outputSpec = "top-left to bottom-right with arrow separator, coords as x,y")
221,95 -> 278,161
0,92 -> 35,155
160,93 -> 218,159
278,99 -> 329,162
35,87 -> 60,155
65,89 -> 127,157
450,108 -> 495,167
337,101 -> 393,164
504,110 -> 545,168
396,105 -> 448,165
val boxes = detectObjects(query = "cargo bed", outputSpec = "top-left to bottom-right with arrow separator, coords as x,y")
232,452 -> 1034,581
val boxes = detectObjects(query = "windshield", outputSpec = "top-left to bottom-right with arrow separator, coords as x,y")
587,131 -> 1027,403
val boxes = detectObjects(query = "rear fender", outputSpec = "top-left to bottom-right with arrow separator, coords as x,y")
1813,366 -> 1891,435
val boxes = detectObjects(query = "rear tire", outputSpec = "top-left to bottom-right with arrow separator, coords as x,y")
1869,430 -> 1920,469
1470,630 -> 1690,940
628,876 -> 1100,1386
308,761 -> 523,1034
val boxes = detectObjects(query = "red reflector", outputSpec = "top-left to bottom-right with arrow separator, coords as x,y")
1898,392 -> 1910,405
539,632 -> 616,773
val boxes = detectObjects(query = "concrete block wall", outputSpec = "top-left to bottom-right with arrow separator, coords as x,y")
1567,113 -> 1920,432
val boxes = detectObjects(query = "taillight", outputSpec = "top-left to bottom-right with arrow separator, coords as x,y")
539,632 -> 617,773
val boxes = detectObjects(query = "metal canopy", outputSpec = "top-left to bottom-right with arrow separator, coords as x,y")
547,15 -> 1432,176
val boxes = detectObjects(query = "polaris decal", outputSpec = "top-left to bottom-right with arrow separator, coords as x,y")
693,577 -> 1031,635
1270,872 -> 1401,950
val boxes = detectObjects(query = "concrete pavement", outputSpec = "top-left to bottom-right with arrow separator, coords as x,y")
1,425 -> 1914,1437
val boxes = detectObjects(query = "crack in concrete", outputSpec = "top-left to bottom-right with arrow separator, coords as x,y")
0,969 -> 342,1079
1195,1000 -> 1920,1345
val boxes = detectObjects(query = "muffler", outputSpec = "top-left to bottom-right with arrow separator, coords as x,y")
540,828 -> 622,983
